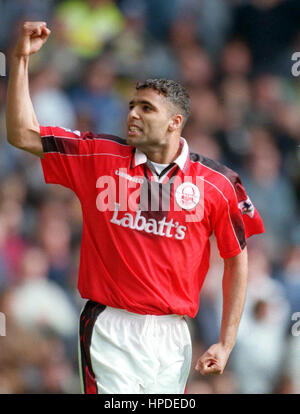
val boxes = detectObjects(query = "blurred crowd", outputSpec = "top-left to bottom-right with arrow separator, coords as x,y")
0,0 -> 299,394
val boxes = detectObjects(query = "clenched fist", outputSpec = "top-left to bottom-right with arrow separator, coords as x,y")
14,21 -> 51,57
195,342 -> 231,376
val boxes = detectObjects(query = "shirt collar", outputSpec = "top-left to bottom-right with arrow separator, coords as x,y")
132,137 -> 189,172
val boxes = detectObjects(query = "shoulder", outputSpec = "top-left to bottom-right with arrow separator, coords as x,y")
79,132 -> 132,157
81,131 -> 129,147
189,152 -> 242,200
41,126 -> 132,156
40,126 -> 129,146
189,152 -> 241,186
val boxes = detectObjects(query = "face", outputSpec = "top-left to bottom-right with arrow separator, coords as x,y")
126,88 -> 180,150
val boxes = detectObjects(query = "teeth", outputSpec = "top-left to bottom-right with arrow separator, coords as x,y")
129,126 -> 140,131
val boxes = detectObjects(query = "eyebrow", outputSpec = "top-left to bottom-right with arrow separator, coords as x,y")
129,99 -> 157,109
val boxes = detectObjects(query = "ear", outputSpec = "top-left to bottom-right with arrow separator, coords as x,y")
168,114 -> 183,132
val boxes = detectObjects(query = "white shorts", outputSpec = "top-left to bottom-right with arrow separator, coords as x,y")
78,300 -> 192,394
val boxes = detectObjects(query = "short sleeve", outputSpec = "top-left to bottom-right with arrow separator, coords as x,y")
40,125 -> 84,191
40,125 -> 130,199
212,176 -> 264,259
235,180 -> 265,239
213,191 -> 246,259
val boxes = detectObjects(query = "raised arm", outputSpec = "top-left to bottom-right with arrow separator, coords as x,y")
195,247 -> 248,375
6,21 -> 51,157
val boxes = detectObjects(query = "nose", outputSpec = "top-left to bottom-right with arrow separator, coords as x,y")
128,106 -> 140,121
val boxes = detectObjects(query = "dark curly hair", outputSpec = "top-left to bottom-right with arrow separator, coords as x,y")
136,78 -> 191,129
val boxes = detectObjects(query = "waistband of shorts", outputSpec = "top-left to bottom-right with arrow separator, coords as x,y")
104,305 -> 185,322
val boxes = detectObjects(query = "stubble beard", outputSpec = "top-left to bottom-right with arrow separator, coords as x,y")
126,133 -> 164,152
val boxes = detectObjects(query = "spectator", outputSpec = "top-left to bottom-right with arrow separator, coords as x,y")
219,39 -> 252,78
8,246 -> 79,339
241,127 -> 298,261
277,245 -> 300,318
230,244 -> 291,394
70,56 -> 127,135
31,65 -> 77,129
54,0 -> 125,59
231,0 -> 300,75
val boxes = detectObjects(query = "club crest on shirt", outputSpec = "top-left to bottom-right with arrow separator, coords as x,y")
175,182 -> 201,210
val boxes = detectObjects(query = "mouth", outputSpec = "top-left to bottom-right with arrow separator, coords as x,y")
127,125 -> 143,137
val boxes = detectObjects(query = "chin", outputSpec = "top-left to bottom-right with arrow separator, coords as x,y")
126,136 -> 136,146
127,135 -> 144,147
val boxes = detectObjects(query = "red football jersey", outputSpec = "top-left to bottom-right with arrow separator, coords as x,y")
40,126 -> 264,317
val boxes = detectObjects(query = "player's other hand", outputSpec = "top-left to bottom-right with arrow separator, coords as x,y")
14,21 -> 51,57
195,342 -> 232,376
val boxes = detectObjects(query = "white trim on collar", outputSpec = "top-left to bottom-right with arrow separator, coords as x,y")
133,137 -> 189,171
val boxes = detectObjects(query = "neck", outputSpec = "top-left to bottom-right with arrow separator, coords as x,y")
142,137 -> 181,164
